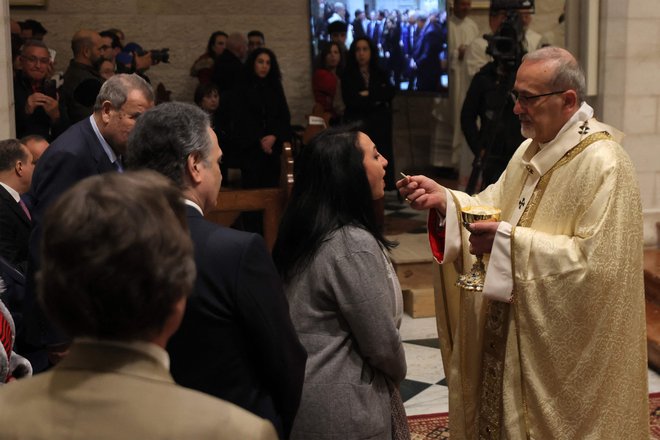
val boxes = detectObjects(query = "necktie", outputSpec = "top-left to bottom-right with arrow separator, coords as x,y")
115,156 -> 124,172
18,199 -> 31,221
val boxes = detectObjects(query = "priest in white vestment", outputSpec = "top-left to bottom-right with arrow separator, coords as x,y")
447,0 -> 480,168
398,47 -> 648,439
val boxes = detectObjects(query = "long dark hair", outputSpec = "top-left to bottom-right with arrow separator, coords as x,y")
206,31 -> 228,58
315,41 -> 345,74
273,125 -> 395,282
345,36 -> 380,73
244,47 -> 282,84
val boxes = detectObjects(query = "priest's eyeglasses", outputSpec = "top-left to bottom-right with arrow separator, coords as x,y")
510,90 -> 566,106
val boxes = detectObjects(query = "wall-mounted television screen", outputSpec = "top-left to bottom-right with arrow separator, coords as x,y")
309,0 -> 449,93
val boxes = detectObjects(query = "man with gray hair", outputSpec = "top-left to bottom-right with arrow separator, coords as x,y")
14,39 -> 67,140
399,47 -> 648,438
126,102 -> 306,440
211,32 -> 248,93
20,73 -> 154,373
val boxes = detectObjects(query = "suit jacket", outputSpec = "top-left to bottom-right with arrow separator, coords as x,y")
0,256 -> 25,334
28,116 -> 115,227
21,117 -> 116,362
0,341 -> 277,440
0,185 -> 30,273
61,60 -> 104,125
211,50 -> 243,93
167,206 -> 306,439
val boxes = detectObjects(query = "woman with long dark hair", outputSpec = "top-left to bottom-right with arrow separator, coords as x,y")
232,47 -> 291,189
342,37 -> 396,190
273,126 -> 408,440
190,31 -> 228,84
312,41 -> 345,124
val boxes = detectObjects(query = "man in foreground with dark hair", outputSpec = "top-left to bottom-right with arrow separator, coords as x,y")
0,171 -> 277,439
126,102 -> 306,440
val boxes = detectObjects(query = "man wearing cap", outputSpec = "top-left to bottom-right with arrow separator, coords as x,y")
19,19 -> 47,41
116,42 -> 154,77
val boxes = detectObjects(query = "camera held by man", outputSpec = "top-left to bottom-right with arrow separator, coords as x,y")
116,42 -> 170,77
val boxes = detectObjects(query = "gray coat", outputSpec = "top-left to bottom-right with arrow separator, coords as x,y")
286,226 -> 406,439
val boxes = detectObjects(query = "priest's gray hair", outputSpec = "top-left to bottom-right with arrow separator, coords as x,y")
524,46 -> 586,104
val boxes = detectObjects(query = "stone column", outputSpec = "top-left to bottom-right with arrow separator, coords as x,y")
599,0 -> 660,245
0,1 -> 15,139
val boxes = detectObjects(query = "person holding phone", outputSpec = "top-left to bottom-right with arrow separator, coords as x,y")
13,40 -> 67,141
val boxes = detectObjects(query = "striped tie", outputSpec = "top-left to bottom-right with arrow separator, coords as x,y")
18,199 -> 31,221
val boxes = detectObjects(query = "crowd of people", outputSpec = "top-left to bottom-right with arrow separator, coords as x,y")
0,6 -> 650,440
312,2 -> 450,92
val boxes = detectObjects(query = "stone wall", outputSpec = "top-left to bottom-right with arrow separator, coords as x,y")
599,0 -> 660,245
1,1 -> 15,138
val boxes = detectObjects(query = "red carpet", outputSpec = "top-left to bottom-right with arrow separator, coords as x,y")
408,392 -> 660,439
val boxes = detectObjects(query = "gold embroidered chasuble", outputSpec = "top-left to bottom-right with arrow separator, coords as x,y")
430,118 -> 649,439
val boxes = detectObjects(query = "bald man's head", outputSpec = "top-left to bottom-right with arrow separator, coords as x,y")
71,29 -> 104,67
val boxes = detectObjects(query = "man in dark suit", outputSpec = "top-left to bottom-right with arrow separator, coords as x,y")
211,32 -> 247,94
413,11 -> 446,91
21,73 -> 154,372
352,9 -> 367,40
126,102 -> 306,440
0,139 -> 34,275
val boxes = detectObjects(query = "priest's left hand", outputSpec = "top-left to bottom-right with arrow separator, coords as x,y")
467,221 -> 500,255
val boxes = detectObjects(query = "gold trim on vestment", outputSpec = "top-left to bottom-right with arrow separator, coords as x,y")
451,188 -> 475,435
438,268 -> 454,350
477,130 -> 612,439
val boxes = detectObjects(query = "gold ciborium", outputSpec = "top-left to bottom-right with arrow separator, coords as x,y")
456,206 -> 501,292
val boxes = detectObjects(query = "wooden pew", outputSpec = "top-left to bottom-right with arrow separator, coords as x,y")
204,143 -> 294,252
646,244 -> 660,370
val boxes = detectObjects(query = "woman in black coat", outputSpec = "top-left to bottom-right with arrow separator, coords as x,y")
232,48 -> 291,189
342,37 -> 396,190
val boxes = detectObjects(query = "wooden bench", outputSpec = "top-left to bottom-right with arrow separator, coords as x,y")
646,245 -> 660,370
204,143 -> 294,252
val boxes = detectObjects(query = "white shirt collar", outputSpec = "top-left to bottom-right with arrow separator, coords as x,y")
184,198 -> 203,215
0,182 -> 20,202
89,115 -> 122,171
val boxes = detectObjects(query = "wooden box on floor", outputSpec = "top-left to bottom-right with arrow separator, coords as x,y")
388,233 -> 436,318
402,288 -> 435,318
646,246 -> 660,370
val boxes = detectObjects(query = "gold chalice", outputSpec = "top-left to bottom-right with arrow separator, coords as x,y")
456,206 -> 501,292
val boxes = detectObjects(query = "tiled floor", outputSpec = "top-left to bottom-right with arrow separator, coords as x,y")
383,190 -> 660,417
